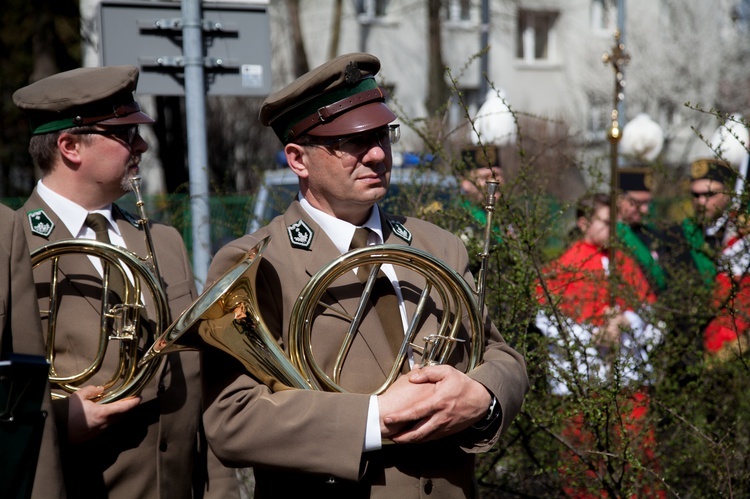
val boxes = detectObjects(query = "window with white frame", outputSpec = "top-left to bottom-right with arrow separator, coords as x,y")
588,94 -> 609,137
590,0 -> 616,33
516,9 -> 558,63
445,0 -> 472,22
449,87 -> 480,140
357,0 -> 389,21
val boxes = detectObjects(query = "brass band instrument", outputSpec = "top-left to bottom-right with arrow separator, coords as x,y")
30,176 -> 171,403
140,237 -> 485,395
287,244 -> 484,393
141,181 -> 502,395
32,171 -> 501,399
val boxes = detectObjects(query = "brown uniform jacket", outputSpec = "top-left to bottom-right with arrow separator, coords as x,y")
202,200 -> 529,498
20,189 -> 239,499
0,205 -> 65,499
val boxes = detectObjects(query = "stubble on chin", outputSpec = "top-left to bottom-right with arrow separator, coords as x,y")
120,156 -> 142,192
119,174 -> 134,193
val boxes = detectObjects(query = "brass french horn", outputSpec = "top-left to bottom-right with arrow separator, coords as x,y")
30,176 -> 170,403
141,180 -> 501,395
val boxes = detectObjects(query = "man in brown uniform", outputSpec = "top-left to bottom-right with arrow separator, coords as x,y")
201,53 -> 529,498
0,204 -> 65,499
13,66 -> 239,499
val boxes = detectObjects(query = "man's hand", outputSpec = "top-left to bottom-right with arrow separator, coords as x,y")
377,368 -> 436,438
68,385 -> 141,444
596,311 -> 631,346
379,365 -> 491,444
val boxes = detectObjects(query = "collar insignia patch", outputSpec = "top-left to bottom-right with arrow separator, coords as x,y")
287,219 -> 314,250
28,209 -> 55,238
388,220 -> 412,244
118,206 -> 140,227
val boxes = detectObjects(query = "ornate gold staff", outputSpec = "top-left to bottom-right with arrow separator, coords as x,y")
602,28 -> 630,296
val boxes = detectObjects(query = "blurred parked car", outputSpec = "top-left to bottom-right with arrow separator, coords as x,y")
247,161 -> 456,234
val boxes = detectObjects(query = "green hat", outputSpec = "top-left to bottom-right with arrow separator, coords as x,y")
13,65 -> 154,135
618,167 -> 652,192
690,157 -> 736,186
259,52 -> 397,144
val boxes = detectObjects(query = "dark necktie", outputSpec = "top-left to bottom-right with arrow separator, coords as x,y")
85,213 -> 125,298
350,228 -> 407,371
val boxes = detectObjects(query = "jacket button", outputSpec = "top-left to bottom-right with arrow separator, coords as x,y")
159,439 -> 168,452
423,478 -> 433,494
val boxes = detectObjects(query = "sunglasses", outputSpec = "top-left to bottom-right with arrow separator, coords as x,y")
690,190 -> 720,199
298,124 -> 400,157
70,125 -> 141,146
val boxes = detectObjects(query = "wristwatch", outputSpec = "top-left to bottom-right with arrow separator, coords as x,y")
472,394 -> 501,431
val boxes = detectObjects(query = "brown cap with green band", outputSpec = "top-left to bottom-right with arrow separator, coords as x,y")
13,65 -> 154,134
259,52 -> 397,144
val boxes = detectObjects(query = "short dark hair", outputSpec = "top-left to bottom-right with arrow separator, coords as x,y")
576,192 -> 610,220
28,131 -> 63,174
28,128 -> 95,174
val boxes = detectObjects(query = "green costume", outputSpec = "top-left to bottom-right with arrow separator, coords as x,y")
681,218 -> 718,288
617,221 -> 667,291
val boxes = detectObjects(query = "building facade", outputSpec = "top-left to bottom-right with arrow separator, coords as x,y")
268,0 -> 746,171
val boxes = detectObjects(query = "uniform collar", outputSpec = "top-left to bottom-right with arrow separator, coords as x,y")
298,194 -> 383,254
36,179 -> 120,238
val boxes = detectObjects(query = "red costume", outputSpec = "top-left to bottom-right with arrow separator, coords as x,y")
537,240 -> 664,498
704,235 -> 750,357
537,240 -> 656,323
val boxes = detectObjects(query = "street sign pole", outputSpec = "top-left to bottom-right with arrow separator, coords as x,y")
182,0 -> 210,290
98,0 -> 272,290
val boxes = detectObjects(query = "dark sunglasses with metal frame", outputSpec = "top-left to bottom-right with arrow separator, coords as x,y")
68,125 -> 140,146
296,124 -> 400,157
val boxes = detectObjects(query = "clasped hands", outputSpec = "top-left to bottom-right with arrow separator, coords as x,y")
377,364 -> 491,444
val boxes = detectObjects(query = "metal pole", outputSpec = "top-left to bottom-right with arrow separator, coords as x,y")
602,29 -> 629,302
182,0 -> 211,291
478,0 -> 490,105
617,0 -> 626,166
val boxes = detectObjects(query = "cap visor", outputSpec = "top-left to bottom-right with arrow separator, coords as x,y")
306,102 -> 396,138
98,111 -> 155,126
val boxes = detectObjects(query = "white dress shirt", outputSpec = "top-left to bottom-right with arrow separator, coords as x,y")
36,180 -> 128,278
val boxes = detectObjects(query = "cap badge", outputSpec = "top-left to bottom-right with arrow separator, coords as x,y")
287,219 -> 314,250
344,61 -> 361,85
388,220 -> 412,244
691,159 -> 709,180
644,172 -> 653,189
27,209 -> 55,238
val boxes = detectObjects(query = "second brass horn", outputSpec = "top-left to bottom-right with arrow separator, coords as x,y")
143,235 -> 485,395
29,175 -> 170,403
31,239 -> 169,403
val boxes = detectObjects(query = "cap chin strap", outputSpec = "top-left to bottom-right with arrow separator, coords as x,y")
73,101 -> 143,126
287,87 -> 386,141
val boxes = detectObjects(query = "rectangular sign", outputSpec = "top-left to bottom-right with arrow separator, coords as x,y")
99,1 -> 272,96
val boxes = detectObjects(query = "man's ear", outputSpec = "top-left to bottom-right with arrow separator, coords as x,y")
285,143 -> 309,179
576,216 -> 589,234
57,132 -> 83,166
